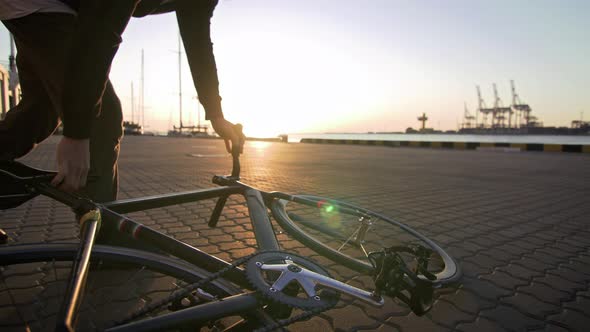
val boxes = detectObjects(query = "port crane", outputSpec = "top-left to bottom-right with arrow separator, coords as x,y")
492,83 -> 512,128
510,80 -> 532,128
476,85 -> 495,128
462,102 -> 475,129
466,81 -> 536,131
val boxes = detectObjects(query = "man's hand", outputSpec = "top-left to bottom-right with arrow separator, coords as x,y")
51,137 -> 90,193
210,118 -> 245,154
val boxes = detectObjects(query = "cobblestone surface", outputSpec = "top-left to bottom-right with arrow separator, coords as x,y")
1,135 -> 589,331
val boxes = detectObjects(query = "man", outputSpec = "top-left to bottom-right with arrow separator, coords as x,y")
54,0 -> 243,196
1,0 -> 242,195
0,0 -> 123,202
0,0 -> 243,243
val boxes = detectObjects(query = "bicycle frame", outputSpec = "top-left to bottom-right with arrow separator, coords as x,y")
30,177 -> 273,331
2,144 -> 387,331
23,172 -> 379,332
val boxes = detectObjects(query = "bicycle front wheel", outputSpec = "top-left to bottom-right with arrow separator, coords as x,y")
271,195 -> 460,286
0,243 -> 271,331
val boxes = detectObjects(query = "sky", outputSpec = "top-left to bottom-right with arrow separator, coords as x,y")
1,0 -> 589,137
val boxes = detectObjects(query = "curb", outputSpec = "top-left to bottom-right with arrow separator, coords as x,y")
300,138 -> 590,153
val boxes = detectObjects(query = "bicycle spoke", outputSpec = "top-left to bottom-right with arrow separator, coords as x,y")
359,243 -> 369,258
93,263 -> 147,308
0,269 -> 28,328
337,226 -> 361,252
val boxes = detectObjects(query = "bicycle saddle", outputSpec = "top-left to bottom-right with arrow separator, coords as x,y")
0,160 -> 56,210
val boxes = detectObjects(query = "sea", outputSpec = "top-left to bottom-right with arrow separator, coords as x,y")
286,133 -> 590,145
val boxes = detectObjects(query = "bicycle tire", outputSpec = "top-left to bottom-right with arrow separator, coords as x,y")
0,243 -> 272,331
271,195 -> 460,286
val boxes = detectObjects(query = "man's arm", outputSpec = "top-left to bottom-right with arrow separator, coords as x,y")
176,0 -> 223,121
53,0 -> 138,192
175,0 -> 243,153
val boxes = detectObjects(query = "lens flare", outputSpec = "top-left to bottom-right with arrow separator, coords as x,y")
315,200 -> 342,229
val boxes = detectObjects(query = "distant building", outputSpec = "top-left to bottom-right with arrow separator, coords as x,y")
0,64 -> 9,118
0,63 -> 21,119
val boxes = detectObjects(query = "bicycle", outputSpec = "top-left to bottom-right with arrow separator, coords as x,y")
0,139 -> 461,331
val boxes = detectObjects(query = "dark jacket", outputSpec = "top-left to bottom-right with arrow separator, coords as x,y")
61,0 -> 223,139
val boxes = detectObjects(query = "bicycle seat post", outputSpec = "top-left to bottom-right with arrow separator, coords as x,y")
56,209 -> 101,331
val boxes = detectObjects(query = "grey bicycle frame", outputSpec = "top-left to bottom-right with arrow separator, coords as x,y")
10,147 -> 384,331
35,176 -> 281,332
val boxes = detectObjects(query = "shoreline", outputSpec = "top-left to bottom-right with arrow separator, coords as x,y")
299,138 -> 590,153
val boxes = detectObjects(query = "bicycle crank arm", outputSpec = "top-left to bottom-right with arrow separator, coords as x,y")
261,263 -> 385,307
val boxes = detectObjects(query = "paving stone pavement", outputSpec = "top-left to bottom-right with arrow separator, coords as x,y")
1,135 -> 590,331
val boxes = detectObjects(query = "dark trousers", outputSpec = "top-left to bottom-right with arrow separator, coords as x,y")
0,13 -> 123,203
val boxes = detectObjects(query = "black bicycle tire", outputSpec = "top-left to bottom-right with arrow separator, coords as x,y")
270,195 -> 461,286
0,243 -> 272,331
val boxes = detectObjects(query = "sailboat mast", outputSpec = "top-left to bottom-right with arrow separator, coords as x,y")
9,34 -> 15,72
141,49 -> 145,130
178,32 -> 183,131
131,81 -> 134,123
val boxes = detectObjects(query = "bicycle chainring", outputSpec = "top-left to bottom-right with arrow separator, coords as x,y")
245,251 -> 339,310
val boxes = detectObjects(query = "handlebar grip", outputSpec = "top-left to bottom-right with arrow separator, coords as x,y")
231,124 -> 243,178
232,124 -> 243,155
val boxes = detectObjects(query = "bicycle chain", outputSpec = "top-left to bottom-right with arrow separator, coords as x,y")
111,250 -> 337,331
113,251 -> 258,326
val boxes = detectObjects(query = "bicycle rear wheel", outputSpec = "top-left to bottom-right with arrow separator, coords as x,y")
271,195 -> 460,286
0,243 -> 271,331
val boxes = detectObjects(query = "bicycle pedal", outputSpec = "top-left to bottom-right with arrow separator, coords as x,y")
0,228 -> 7,244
